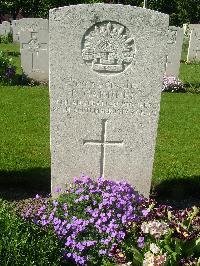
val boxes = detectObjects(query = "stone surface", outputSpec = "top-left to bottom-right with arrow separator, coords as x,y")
165,26 -> 184,77
0,21 -> 11,36
187,25 -> 200,62
49,4 -> 169,197
20,29 -> 49,82
12,18 -> 48,42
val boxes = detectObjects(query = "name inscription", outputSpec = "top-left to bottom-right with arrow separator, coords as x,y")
52,77 -> 153,115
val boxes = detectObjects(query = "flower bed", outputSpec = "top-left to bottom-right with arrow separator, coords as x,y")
21,177 -> 200,266
162,76 -> 186,93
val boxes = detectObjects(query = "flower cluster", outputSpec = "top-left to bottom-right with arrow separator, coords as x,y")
22,176 -> 148,265
126,203 -> 200,266
21,177 -> 200,266
162,76 -> 185,92
141,220 -> 169,238
0,51 -> 16,83
143,250 -> 167,266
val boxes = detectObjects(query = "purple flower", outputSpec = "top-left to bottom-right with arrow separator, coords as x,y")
53,200 -> 58,207
142,209 -> 150,217
21,175 -> 148,266
5,67 -> 15,78
54,187 -> 62,193
137,236 -> 145,248
99,249 -> 107,255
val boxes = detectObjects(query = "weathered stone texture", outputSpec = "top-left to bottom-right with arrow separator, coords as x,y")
0,21 -> 11,36
12,18 -> 48,42
20,29 -> 49,82
49,4 -> 169,197
187,25 -> 200,62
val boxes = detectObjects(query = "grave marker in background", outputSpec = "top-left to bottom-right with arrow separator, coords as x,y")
187,25 -> 200,62
12,18 -> 48,43
49,4 -> 169,197
0,21 -> 11,36
20,29 -> 49,82
165,26 -> 184,77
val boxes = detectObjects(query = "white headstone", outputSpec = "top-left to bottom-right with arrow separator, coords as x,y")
12,18 -> 48,43
187,25 -> 200,62
165,26 -> 184,77
0,21 -> 11,36
20,29 -> 49,82
11,20 -> 20,42
49,4 -> 169,197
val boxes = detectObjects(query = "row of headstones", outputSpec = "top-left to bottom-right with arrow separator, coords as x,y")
0,18 -> 49,82
0,18 -> 200,83
183,24 -> 200,62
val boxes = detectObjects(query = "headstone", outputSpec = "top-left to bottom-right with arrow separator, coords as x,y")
187,25 -> 200,62
49,4 -> 169,197
188,24 -> 200,31
12,18 -> 48,43
0,21 -> 11,36
20,29 -> 49,82
165,26 -> 184,77
11,20 -> 20,42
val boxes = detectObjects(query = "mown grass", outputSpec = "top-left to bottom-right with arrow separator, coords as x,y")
152,93 -> 200,199
0,42 -> 22,75
0,86 -> 50,190
0,42 -> 199,201
0,199 -> 62,266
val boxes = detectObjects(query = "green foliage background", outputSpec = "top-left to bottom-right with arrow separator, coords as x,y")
1,0 -> 200,26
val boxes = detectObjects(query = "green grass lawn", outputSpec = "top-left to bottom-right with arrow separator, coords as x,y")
0,42 -> 22,75
0,42 -> 199,201
152,93 -> 200,199
0,86 -> 50,190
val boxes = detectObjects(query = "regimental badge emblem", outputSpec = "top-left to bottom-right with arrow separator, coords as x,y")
82,21 -> 136,74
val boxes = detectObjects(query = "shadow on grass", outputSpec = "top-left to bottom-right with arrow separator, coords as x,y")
5,51 -> 20,57
12,74 -> 39,86
6,74 -> 46,87
184,82 -> 200,88
152,175 -> 200,208
0,168 -> 50,201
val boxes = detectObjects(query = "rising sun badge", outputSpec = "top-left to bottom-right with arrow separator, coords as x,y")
82,21 -> 136,75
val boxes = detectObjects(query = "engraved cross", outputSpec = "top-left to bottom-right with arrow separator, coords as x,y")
22,32 -> 47,71
83,119 -> 123,177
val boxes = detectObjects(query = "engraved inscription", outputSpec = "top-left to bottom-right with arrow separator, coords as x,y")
52,76 -> 156,116
83,119 -> 123,177
167,29 -> 177,44
82,21 -> 136,74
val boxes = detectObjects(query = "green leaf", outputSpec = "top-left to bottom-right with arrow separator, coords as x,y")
131,247 -> 143,265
